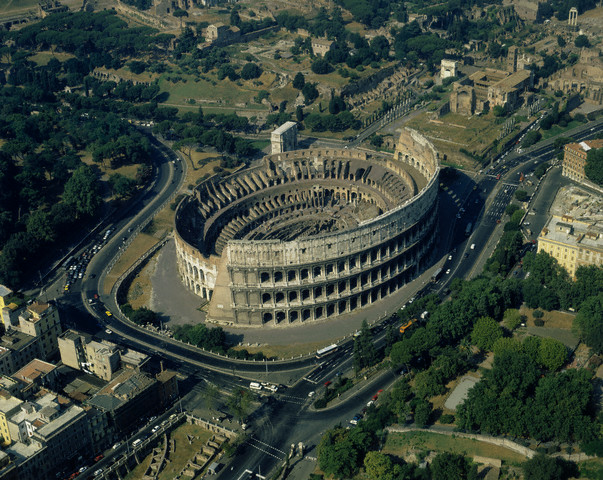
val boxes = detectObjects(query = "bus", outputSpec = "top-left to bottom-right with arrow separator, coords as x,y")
431,268 -> 443,283
465,222 -> 473,237
399,319 -> 416,334
316,344 -> 338,359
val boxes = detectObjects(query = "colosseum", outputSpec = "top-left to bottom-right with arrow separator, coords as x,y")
174,128 -> 440,326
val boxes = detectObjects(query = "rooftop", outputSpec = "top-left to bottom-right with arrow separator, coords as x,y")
0,392 -> 22,414
12,359 -> 56,385
26,302 -> 51,317
272,121 -> 298,135
565,138 -> 603,154
0,285 -> 12,298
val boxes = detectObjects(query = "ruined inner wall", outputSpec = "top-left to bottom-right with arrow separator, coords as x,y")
174,129 -> 440,326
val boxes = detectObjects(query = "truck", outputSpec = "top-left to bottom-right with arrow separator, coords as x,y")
249,382 -> 262,391
431,268 -> 443,283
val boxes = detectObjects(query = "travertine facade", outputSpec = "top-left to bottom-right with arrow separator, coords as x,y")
174,129 -> 440,326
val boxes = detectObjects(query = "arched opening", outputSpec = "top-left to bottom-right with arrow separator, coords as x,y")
289,291 -> 298,302
262,293 -> 272,304
260,272 -> 270,283
290,311 -> 299,322
275,292 -> 285,304
287,270 -> 296,282
274,271 -> 283,283
276,311 -> 286,323
302,309 -> 311,321
263,312 -> 273,323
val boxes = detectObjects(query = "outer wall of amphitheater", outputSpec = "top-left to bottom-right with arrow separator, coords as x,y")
174,129 -> 440,327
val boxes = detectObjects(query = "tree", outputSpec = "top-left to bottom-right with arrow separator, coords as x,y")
353,320 -> 378,373
414,399 -> 432,427
109,173 -> 137,199
523,454 -> 568,480
585,148 -> 603,186
557,35 -> 566,47
522,130 -> 541,148
240,62 -> 262,80
311,58 -> 332,75
492,105 -> 506,117
574,35 -> 590,48
63,165 -> 102,218
318,427 -> 360,479
471,316 -> 503,351
302,83 -> 319,104
538,337 -> 567,371
430,453 -> 475,480
514,189 -> 528,202
364,452 -> 395,480
292,72 -> 305,90
26,209 -> 55,243
574,294 -> 603,353
227,388 -> 252,421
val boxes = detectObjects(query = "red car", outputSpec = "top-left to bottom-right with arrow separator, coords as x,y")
324,381 -> 332,387
94,454 -> 103,462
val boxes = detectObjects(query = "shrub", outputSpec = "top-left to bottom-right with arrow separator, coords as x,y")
440,414 -> 455,424
534,319 -> 544,326
313,398 -> 327,409
533,310 -> 544,318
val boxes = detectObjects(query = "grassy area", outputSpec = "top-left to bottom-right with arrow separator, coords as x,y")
518,306 -> 574,328
103,233 -> 160,296
0,0 -> 38,13
383,431 -> 528,465
123,423 -> 214,480
539,120 -> 585,140
406,111 -> 501,169
28,51 -> 75,66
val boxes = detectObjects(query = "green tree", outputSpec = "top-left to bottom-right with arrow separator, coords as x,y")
538,337 -> 567,371
414,399 -> 432,427
430,452 -> 474,480
227,388 -> 252,421
574,35 -> 590,48
492,105 -> 506,117
514,189 -> 528,202
471,316 -> 503,351
523,454 -> 566,480
240,62 -> 262,80
292,72 -> 305,90
557,35 -> 566,47
585,148 -> 603,186
414,370 -> 446,399
26,209 -> 55,243
318,427 -> 360,479
353,320 -> 378,373
503,309 -> 523,330
302,83 -> 319,104
573,294 -> 603,353
63,165 -> 102,218
364,451 -> 395,480
109,173 -> 137,199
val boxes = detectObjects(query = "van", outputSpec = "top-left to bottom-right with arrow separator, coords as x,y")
132,439 -> 142,448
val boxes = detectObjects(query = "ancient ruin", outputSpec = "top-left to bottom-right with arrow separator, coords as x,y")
174,129 -> 440,326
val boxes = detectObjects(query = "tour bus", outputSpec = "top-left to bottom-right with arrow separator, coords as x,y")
431,268 -> 443,283
316,344 -> 338,359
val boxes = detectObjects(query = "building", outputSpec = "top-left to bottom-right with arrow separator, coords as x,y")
0,285 -> 13,329
16,302 -> 62,359
174,129 -> 440,326
204,23 -> 241,46
545,50 -> 603,105
86,369 -> 160,435
440,59 -> 459,79
562,139 -> 603,182
11,359 -> 59,400
538,215 -> 602,278
449,83 -> 477,115
58,331 -> 128,381
271,121 -> 298,154
0,391 -> 93,479
0,331 -> 40,377
311,38 -> 333,57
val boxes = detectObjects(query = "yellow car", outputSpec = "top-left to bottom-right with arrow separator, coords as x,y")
105,311 -> 112,317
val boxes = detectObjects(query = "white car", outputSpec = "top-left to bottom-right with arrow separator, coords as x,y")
448,255 -> 452,261
105,328 -> 112,334
470,244 -> 475,250
446,269 -> 451,275
308,391 -> 315,398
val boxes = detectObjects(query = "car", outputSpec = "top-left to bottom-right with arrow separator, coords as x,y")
408,297 -> 415,304
324,381 -> 332,387
105,328 -> 112,334
105,311 -> 112,317
64,285 -> 70,291
366,400 -> 374,407
350,414 -> 362,425
112,442 -> 122,450
94,469 -> 103,477
78,467 -> 87,473
308,391 -> 315,398
448,255 -> 452,261
446,269 -> 451,275
149,416 -> 157,422
470,244 -> 475,249
94,454 -> 103,462
152,425 -> 160,433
